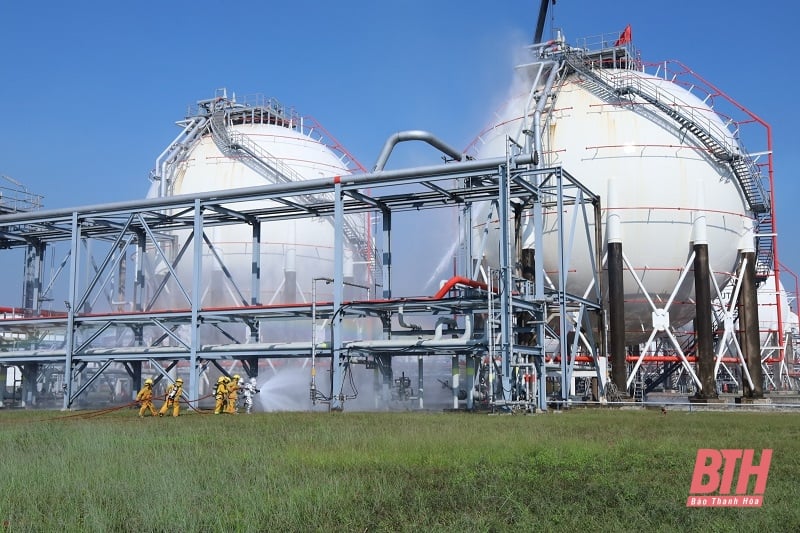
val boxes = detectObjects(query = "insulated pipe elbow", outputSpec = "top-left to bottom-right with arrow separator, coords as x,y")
434,317 -> 459,340
433,314 -> 473,341
373,130 -> 464,172
397,305 -> 421,331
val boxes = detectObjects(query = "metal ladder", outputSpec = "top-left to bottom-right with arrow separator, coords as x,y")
563,52 -> 773,278
486,270 -> 501,405
632,371 -> 645,402
211,111 -> 301,187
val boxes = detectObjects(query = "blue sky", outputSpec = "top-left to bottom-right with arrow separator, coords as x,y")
0,1 -> 798,298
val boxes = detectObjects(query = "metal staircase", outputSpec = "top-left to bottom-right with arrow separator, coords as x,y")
208,109 -> 381,286
562,52 -> 774,278
643,361 -> 683,395
632,371 -> 645,402
754,214 -> 774,281
210,110 -> 298,187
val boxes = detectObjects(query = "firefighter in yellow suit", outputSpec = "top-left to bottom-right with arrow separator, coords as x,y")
226,374 -> 241,414
136,378 -> 157,417
159,377 -> 184,417
214,376 -> 229,414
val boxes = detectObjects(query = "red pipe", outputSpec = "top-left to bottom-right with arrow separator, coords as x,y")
0,307 -> 67,317
432,276 -> 489,300
0,276 -> 489,322
549,355 -> 747,364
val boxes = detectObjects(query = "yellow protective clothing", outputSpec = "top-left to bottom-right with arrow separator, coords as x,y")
213,380 -> 229,414
136,383 -> 157,417
225,378 -> 241,414
159,382 -> 183,417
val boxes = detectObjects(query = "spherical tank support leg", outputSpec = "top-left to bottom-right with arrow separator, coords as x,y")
693,243 -> 718,400
740,250 -> 764,399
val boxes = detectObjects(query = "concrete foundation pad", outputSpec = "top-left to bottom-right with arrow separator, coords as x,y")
735,397 -> 772,405
688,396 -> 726,404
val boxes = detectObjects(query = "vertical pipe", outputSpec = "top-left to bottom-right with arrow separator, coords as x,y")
330,179 -> 345,410
461,203 -> 472,279
131,362 -> 142,402
250,221 -> 261,343
382,211 -> 392,299
134,230 -> 145,313
555,168 -> 570,403
380,355 -> 392,408
251,222 -> 261,305
417,355 -> 424,410
531,62 -> 560,166
594,196 -> 607,394
465,355 -> 476,410
0,365 -> 5,408
343,248 -> 355,300
533,168 -> 547,412
21,363 -> 38,407
521,249 -> 535,284
763,127 -> 783,372
283,247 -> 297,303
116,246 -> 127,313
190,199 -> 203,404
740,250 -> 764,398
451,355 -> 460,409
23,241 -> 43,316
498,164 -> 513,403
62,212 -> 80,410
372,361 -> 380,410
533,185 -> 545,302
310,279 -> 318,403
82,240 -> 92,314
519,248 -> 536,407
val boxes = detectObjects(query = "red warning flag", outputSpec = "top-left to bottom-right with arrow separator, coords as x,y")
614,24 -> 632,46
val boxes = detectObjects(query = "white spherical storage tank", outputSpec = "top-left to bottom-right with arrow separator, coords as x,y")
757,273 -> 796,344
146,94 -> 365,334
472,60 -> 755,342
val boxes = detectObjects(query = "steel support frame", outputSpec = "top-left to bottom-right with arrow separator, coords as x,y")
490,164 -> 603,412
1,152 -> 608,412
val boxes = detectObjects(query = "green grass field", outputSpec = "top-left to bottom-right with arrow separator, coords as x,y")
0,407 -> 798,532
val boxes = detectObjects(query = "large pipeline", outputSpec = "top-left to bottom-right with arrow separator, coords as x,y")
0,153 -> 537,226
372,130 -> 464,172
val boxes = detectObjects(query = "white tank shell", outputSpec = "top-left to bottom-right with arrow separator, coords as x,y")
148,121 -> 353,312
757,274 -> 796,342
473,69 -> 754,340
